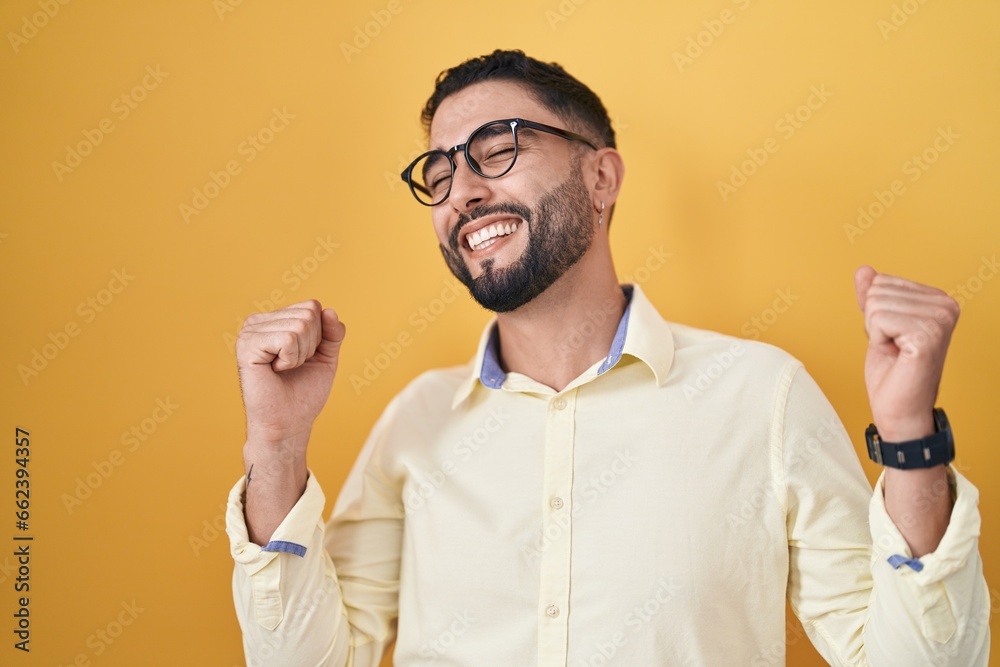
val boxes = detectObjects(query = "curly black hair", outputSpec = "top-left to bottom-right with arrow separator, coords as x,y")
420,49 -> 616,151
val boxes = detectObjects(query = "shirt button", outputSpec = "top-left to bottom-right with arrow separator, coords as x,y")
550,497 -> 564,510
553,398 -> 567,410
546,605 -> 560,618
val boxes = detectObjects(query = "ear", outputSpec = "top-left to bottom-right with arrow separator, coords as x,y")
586,147 -> 625,211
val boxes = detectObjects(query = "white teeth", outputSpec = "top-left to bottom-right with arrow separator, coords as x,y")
467,220 -> 520,251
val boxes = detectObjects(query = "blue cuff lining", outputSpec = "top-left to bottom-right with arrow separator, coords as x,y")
262,540 -> 307,557
887,554 -> 924,572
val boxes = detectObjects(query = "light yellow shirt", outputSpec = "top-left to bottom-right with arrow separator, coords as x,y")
226,284 -> 989,666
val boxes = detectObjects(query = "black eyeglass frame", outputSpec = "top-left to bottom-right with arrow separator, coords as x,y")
399,118 -> 600,207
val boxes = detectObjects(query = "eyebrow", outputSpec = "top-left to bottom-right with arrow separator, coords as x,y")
473,123 -> 513,141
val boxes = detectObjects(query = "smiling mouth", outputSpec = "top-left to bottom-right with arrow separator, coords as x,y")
466,221 -> 519,252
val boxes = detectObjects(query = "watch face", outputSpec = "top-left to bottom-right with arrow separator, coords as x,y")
933,407 -> 953,443
865,424 -> 882,466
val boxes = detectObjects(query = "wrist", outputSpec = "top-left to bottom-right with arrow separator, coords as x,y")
871,410 -> 935,443
875,420 -> 935,443
243,436 -> 309,481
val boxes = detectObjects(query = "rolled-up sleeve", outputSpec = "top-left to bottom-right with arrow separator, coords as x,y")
782,362 -> 990,666
226,403 -> 405,666
863,466 -> 990,664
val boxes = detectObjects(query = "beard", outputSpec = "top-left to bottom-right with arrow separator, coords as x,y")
439,158 -> 595,313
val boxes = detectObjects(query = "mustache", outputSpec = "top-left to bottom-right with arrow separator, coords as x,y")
449,201 -> 533,252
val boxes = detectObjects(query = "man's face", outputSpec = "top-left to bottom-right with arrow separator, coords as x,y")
428,81 -> 596,313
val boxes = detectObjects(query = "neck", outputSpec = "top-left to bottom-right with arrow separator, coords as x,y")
493,249 -> 626,392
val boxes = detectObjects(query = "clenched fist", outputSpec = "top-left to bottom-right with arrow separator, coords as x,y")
235,300 -> 346,545
236,300 -> 346,445
853,266 -> 959,441
853,266 -> 958,557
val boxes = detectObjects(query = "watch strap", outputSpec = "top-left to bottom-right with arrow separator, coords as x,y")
865,408 -> 954,469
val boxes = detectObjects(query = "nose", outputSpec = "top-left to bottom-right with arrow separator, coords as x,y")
447,155 -> 492,215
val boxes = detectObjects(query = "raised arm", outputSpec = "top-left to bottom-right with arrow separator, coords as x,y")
236,300 -> 345,545
226,301 -> 401,666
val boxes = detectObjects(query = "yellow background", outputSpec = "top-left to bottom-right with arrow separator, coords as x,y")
2,0 -> 998,664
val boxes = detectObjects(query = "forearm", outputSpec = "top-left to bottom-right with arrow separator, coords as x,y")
863,467 -> 989,666
227,474 -> 358,667
883,466 -> 953,557
878,417 -> 953,558
243,435 -> 309,546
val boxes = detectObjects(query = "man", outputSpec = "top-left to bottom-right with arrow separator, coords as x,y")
226,50 -> 988,665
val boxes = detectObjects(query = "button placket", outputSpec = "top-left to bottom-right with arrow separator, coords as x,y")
537,391 -> 577,663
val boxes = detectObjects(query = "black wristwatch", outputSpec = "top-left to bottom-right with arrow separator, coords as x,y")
865,408 -> 954,469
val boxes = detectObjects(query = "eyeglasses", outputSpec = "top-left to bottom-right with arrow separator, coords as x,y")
400,118 -> 599,206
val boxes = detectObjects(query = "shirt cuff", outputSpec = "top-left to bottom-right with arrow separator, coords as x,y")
868,466 -> 982,643
226,469 -> 327,574
869,465 -> 981,584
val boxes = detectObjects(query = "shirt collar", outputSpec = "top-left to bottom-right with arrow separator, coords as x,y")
451,283 -> 674,408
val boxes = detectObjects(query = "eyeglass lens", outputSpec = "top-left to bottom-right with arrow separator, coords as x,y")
412,121 -> 517,205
